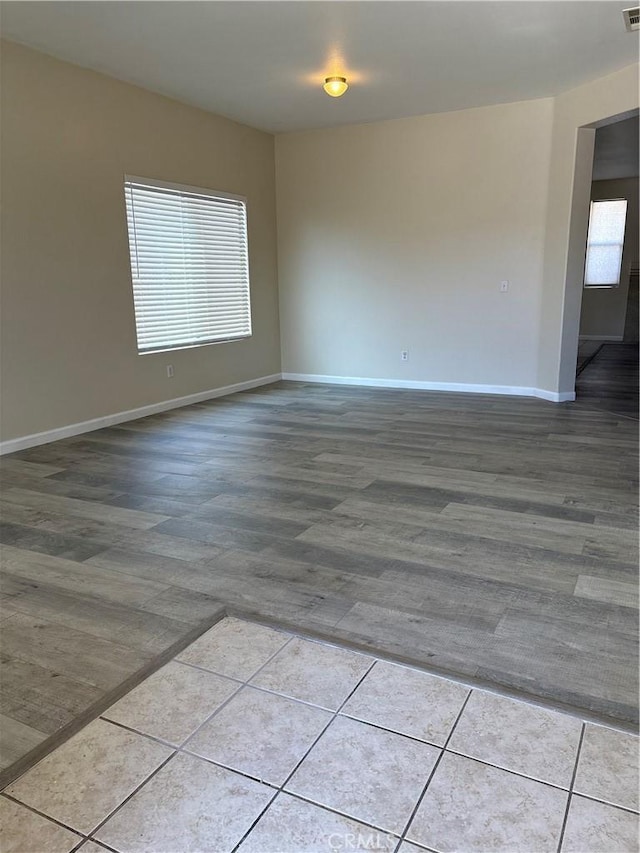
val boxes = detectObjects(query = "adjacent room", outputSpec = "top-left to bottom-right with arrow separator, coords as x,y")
576,115 -> 639,416
0,2 -> 638,851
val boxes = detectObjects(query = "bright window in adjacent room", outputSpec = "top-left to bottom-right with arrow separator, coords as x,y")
124,176 -> 252,354
583,198 -> 628,288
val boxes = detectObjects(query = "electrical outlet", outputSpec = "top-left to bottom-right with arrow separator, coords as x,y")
401,350 -> 409,362
500,280 -> 509,292
166,364 -> 174,378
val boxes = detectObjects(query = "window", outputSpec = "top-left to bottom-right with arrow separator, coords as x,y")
124,176 -> 251,354
583,199 -> 628,288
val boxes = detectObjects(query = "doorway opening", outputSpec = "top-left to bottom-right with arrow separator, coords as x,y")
575,114 -> 639,418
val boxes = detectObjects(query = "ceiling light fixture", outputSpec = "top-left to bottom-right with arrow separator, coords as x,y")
323,76 -> 348,98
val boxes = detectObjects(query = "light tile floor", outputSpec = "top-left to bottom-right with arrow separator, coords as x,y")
1,616 -> 638,853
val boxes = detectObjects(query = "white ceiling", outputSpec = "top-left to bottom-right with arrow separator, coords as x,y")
1,1 -> 638,133
593,115 -> 639,180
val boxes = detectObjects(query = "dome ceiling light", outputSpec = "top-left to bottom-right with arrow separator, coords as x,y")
323,76 -> 348,98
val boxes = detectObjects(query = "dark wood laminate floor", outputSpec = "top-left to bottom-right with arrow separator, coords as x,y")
576,340 -> 604,374
575,342 -> 639,419
1,381 -> 638,781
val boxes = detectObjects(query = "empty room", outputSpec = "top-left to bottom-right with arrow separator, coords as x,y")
0,2 -> 638,851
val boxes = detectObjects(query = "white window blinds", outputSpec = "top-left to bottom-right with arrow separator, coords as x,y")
584,199 -> 628,288
124,176 -> 252,354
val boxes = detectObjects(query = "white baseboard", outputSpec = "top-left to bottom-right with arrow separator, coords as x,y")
0,374 -> 281,456
579,335 -> 623,342
0,369 -> 578,455
534,389 -> 576,403
282,372 -> 575,402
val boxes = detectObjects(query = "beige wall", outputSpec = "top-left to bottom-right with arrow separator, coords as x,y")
579,177 -> 639,340
1,41 -> 280,442
276,98 -> 554,390
537,64 -> 639,395
3,40 -> 638,443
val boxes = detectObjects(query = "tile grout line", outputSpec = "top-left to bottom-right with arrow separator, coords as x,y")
393,839 -> 437,853
110,658 -> 592,845
556,722 -> 586,853
87,752 -> 177,844
441,747 -> 575,793
176,656 -> 351,714
271,789 -> 403,845
5,617 -> 638,849
103,675 -> 343,753
0,791 -> 90,843
73,835 -> 120,853
229,654 -> 381,852
566,791 -> 640,816
181,753 -> 280,792
332,711 -> 581,795
0,604 -> 229,791
394,687 -> 474,851
215,607 -> 640,735
274,655 -> 378,789
95,633 -> 305,847
336,712 -> 459,749
98,637 -> 294,749
97,717 -> 183,752
100,713 -> 640,847
178,634 -> 296,753
2,628 -> 292,846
